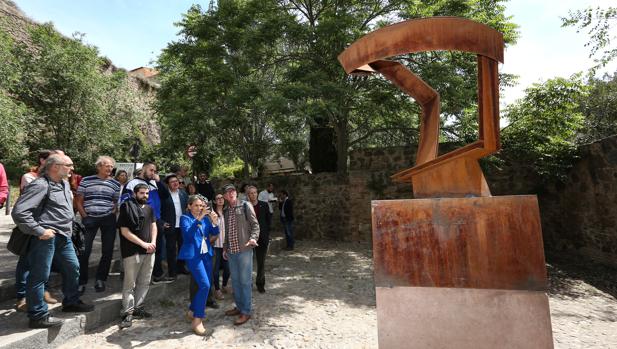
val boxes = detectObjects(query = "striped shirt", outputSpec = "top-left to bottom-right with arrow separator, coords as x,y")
77,175 -> 121,217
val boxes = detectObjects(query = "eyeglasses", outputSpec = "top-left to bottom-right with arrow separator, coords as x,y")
58,163 -> 74,167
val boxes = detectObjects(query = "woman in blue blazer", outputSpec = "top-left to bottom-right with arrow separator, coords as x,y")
178,195 -> 219,336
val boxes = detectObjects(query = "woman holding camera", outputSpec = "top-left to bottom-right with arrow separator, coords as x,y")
178,195 -> 219,336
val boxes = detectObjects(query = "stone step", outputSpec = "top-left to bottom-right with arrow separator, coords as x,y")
0,273 -> 190,349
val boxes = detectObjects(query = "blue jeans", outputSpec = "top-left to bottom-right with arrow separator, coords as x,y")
27,234 -> 80,320
79,213 -> 117,284
186,254 -> 212,318
281,218 -> 294,248
15,255 -> 50,299
213,247 -> 230,290
228,249 -> 253,315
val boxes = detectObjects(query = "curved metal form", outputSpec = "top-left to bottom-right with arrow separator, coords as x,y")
338,17 -> 505,198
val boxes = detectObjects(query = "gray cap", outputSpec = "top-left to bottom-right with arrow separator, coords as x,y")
222,183 -> 236,192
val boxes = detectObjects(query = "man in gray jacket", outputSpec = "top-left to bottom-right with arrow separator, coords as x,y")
222,184 -> 259,326
12,154 -> 94,328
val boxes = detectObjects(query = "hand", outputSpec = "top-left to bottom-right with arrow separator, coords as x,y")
39,229 -> 56,240
208,211 -> 218,225
245,239 -> 258,247
223,249 -> 228,260
143,242 -> 156,253
163,222 -> 171,229
153,174 -> 160,182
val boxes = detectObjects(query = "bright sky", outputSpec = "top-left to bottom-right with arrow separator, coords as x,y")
12,0 -> 617,106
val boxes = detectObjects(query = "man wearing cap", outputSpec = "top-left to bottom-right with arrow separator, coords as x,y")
222,184 -> 259,326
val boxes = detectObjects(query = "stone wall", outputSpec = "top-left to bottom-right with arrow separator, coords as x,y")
218,137 -> 617,268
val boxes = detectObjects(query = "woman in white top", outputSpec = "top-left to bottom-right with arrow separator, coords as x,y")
211,193 -> 230,299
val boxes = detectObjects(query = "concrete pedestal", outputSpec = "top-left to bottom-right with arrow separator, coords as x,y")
371,195 -> 553,348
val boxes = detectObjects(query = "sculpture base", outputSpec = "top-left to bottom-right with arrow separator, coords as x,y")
372,195 -> 553,348
376,287 -> 552,349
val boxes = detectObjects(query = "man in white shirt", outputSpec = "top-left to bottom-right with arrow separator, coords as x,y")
258,183 -> 277,226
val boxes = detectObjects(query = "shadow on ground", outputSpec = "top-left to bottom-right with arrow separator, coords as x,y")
546,250 -> 617,299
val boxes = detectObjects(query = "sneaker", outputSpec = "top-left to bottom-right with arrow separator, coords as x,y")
119,314 -> 133,329
78,285 -> 86,295
16,298 -> 27,312
62,300 -> 95,313
133,307 -> 152,319
94,280 -> 105,292
29,315 -> 64,329
152,276 -> 175,284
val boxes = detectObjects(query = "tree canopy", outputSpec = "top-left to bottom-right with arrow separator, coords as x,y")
157,0 -> 519,175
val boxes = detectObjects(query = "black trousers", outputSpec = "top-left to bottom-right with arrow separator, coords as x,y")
255,240 -> 269,288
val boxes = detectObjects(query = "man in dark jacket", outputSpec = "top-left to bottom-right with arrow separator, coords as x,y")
279,190 -> 294,250
247,185 -> 271,293
161,174 -> 189,278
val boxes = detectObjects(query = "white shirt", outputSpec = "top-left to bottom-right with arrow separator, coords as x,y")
258,189 -> 276,214
213,210 -> 225,248
170,190 -> 182,228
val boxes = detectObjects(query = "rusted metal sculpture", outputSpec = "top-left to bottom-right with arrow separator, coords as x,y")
339,17 -> 553,349
338,16 -> 500,198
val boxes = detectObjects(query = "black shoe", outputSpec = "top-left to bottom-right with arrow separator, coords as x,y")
257,285 -> 266,293
119,314 -> 133,329
78,285 -> 86,295
94,280 -> 105,292
177,267 -> 190,275
206,300 -> 220,309
133,307 -> 152,319
29,315 -> 64,329
62,300 -> 95,313
152,276 -> 175,284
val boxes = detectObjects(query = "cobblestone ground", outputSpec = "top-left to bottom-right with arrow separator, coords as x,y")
58,241 -> 377,349
57,242 -> 617,349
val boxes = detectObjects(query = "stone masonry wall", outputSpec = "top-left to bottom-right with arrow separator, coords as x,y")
216,136 -> 617,268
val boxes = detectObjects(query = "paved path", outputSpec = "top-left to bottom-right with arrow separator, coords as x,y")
52,240 -> 617,349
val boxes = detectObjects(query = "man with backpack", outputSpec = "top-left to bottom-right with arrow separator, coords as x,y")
12,154 -> 94,329
222,184 -> 259,326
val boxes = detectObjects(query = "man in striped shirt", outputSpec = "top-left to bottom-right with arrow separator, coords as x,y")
75,156 -> 121,293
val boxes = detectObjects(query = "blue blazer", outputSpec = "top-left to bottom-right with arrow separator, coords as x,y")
178,212 -> 220,260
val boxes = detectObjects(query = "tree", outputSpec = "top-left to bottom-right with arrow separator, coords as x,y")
501,76 -> 587,181
578,71 -> 617,143
562,6 -> 617,74
2,23 -> 151,171
157,1 -> 299,177
280,0 -> 519,173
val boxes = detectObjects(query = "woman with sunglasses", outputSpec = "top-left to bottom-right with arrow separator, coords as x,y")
178,195 -> 219,336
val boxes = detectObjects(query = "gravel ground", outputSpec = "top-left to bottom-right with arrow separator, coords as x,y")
57,241 -> 617,349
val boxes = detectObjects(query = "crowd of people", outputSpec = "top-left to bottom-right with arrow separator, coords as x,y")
2,151 -> 295,337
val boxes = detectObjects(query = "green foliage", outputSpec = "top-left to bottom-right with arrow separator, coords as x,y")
562,6 -> 617,73
0,22 -> 150,173
210,157 -> 245,179
578,71 -> 617,142
157,1 -> 298,177
501,76 -> 587,181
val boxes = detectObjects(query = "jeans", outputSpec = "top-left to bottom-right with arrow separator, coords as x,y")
186,254 -> 212,318
15,255 -> 50,299
212,247 -> 230,290
255,240 -> 269,289
281,218 -> 294,248
228,249 -> 253,315
79,213 -> 117,284
121,253 -> 154,315
27,234 -> 80,320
